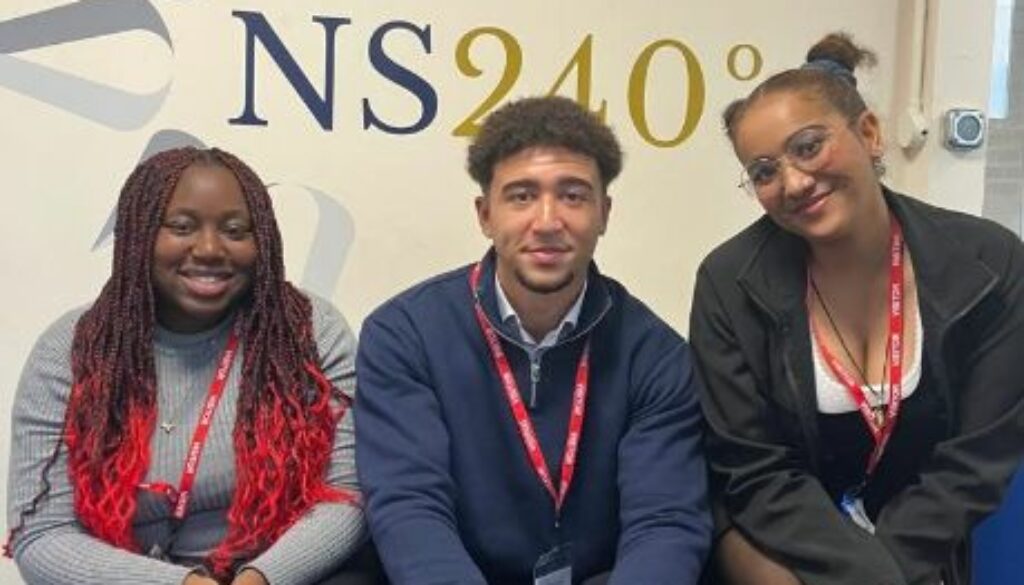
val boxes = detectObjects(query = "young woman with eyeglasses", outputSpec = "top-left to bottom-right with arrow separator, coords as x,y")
690,33 -> 1024,585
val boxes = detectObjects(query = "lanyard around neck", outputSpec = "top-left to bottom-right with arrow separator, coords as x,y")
808,217 -> 905,478
140,320 -> 241,520
469,262 -> 590,517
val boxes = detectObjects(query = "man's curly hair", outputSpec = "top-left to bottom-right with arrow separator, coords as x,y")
467,96 -> 623,192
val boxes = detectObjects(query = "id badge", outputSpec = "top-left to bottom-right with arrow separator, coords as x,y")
533,543 -> 572,585
840,489 -> 876,534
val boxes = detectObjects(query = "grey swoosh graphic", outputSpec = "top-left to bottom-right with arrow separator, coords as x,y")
92,130 -> 207,250
0,0 -> 172,129
294,185 -> 355,298
94,134 -> 355,298
0,0 -> 171,52
0,54 -> 171,130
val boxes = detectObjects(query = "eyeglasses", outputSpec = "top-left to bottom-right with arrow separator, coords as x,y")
738,125 -> 837,196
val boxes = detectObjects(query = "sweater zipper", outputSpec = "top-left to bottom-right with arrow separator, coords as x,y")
530,352 -> 543,408
479,300 -> 613,409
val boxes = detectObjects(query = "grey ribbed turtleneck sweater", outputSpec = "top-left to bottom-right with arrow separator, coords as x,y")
6,294 -> 364,585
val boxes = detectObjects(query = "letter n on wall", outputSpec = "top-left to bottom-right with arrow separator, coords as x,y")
229,11 -> 351,130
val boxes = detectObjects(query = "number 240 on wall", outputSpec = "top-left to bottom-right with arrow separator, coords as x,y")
452,28 -> 763,148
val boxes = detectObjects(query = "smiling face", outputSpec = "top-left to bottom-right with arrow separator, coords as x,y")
733,90 -> 884,242
151,163 -> 257,333
476,146 -> 610,305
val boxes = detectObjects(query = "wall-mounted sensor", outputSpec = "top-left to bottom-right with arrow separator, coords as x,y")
944,108 -> 986,150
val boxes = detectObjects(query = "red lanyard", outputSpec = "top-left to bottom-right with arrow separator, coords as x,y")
140,321 -> 241,520
809,218 -> 904,477
469,263 -> 590,516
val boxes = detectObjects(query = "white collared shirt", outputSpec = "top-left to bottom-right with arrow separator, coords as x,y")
494,275 -> 587,353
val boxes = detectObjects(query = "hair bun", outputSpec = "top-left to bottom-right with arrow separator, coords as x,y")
803,58 -> 857,86
805,32 -> 877,76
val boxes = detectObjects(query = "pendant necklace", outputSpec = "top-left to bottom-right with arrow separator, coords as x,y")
159,397 -> 187,434
809,275 -> 890,427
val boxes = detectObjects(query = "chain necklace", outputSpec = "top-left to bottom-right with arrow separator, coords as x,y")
809,275 -> 890,426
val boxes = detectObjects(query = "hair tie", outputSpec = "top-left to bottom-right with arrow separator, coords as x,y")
802,58 -> 857,87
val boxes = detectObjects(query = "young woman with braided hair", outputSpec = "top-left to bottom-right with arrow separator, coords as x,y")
691,33 -> 1024,584
6,147 -> 368,584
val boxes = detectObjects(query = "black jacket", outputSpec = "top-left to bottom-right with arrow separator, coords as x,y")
690,190 -> 1024,585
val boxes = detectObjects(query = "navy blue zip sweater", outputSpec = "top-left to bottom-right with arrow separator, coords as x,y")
355,251 -> 711,584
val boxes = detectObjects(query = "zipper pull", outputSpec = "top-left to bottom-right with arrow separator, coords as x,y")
530,357 -> 541,408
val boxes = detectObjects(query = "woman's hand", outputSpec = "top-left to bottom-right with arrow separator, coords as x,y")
231,568 -> 270,585
182,573 -> 220,585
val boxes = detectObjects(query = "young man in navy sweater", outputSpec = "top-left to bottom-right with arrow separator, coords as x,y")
355,96 -> 711,585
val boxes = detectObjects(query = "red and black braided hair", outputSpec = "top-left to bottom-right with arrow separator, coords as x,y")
8,147 -> 352,576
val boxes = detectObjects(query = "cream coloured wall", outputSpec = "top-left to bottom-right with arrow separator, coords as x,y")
890,0 -> 997,213
0,1 -> 995,582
